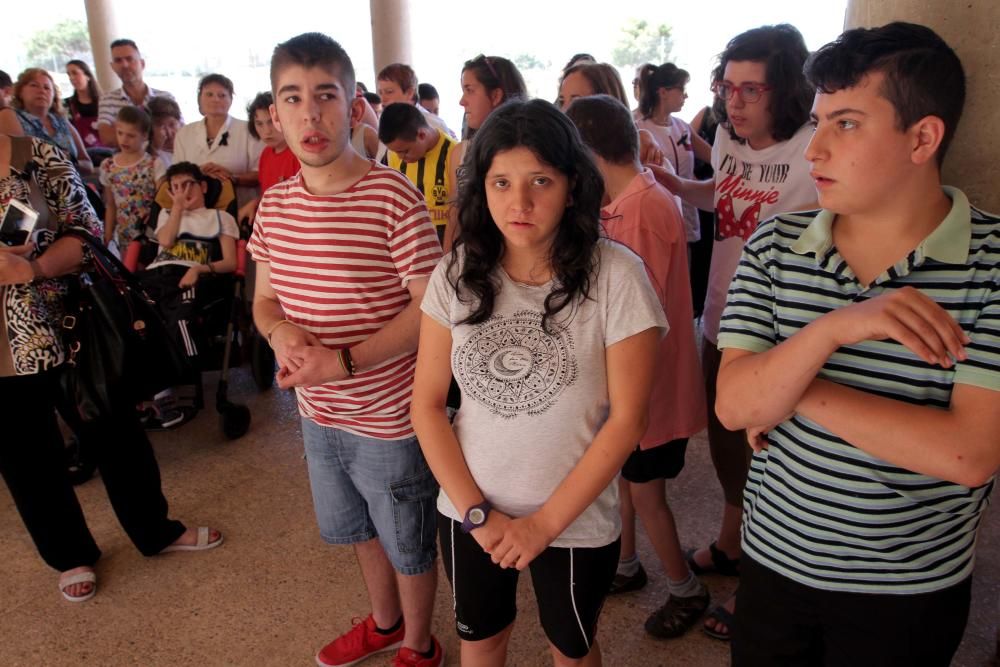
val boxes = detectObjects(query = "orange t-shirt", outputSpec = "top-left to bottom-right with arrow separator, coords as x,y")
601,169 -> 707,447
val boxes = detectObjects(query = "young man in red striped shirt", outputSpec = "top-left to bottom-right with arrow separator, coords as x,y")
248,33 -> 444,667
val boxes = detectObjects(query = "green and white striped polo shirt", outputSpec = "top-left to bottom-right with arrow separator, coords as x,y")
718,187 -> 997,594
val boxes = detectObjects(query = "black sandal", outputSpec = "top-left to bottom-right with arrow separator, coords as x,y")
684,541 -> 741,577
644,588 -> 710,639
702,603 -> 735,642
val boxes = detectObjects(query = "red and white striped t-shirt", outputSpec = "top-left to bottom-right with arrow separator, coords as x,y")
248,163 -> 442,439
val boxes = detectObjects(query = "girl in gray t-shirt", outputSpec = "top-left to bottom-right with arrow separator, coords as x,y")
412,99 -> 666,664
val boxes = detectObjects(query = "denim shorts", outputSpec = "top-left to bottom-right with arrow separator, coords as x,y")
300,419 -> 439,575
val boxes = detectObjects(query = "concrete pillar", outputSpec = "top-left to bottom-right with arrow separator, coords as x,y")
845,1 -> 1000,212
83,0 -> 120,91
369,0 -> 413,76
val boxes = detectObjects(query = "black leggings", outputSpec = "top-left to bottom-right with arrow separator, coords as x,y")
0,370 -> 184,572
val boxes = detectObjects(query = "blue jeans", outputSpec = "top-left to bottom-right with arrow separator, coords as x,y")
301,419 -> 438,575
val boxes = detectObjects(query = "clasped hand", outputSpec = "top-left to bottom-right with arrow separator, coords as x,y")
471,511 -> 555,571
270,323 -> 348,389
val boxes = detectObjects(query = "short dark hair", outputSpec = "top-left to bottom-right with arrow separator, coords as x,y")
712,24 -> 812,143
270,33 -> 356,99
378,102 -> 430,144
0,70 -> 12,88
147,95 -> 181,122
566,94 -> 638,165
378,63 -> 418,97
198,73 -> 234,98
362,91 -> 381,107
166,161 -> 206,184
638,63 -> 689,119
805,21 -> 965,165
246,91 -> 273,139
452,98 -> 605,333
356,81 -> 368,93
417,83 -> 439,102
110,38 -> 139,52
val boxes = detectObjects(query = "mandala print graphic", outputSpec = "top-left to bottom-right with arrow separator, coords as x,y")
455,310 -> 576,417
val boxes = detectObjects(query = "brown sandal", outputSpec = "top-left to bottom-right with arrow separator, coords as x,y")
644,588 -> 710,639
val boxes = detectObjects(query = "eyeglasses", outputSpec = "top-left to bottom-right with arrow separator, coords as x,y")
711,81 -> 773,103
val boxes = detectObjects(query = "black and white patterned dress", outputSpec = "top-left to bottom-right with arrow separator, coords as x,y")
0,136 -> 103,376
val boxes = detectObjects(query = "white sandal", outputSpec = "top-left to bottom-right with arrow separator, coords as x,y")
159,526 -> 224,553
59,570 -> 97,603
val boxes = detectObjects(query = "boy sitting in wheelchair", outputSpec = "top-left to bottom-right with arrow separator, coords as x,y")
137,161 -> 238,426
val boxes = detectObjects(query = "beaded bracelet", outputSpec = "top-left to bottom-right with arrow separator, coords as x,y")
338,347 -> 356,377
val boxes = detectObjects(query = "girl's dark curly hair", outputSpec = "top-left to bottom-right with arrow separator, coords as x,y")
449,98 -> 604,332
712,24 -> 812,144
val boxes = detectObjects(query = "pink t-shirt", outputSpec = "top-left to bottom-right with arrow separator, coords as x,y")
602,169 -> 707,447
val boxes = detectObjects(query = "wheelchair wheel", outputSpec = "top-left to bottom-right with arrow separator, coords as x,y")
251,332 -> 276,391
220,403 -> 251,440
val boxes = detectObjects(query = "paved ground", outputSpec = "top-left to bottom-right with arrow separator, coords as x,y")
1,369 -> 997,666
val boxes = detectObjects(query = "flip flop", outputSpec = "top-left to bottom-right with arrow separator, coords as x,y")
702,604 -> 735,642
159,527 -> 224,553
59,570 -> 97,603
684,541 -> 741,577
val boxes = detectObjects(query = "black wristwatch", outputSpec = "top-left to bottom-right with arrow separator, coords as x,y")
460,500 -> 492,533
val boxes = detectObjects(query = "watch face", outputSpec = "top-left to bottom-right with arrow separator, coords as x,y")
469,508 -> 486,525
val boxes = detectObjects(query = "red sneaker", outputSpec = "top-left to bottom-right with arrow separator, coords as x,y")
391,636 -> 444,667
315,615 -> 404,667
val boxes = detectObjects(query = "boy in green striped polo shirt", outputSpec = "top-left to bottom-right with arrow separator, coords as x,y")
715,22 -> 999,666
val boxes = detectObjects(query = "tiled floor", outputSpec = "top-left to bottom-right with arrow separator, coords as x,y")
1,370 -> 997,666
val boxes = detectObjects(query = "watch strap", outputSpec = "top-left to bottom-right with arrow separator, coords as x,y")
460,499 -> 492,533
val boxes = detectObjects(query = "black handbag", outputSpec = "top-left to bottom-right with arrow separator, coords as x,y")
59,228 -> 190,422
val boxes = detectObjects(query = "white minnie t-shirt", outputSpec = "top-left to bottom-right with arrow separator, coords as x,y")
702,123 -> 816,343
421,240 -> 667,548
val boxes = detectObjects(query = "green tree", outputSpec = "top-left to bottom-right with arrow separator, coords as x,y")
512,53 -> 549,71
611,19 -> 674,68
25,20 -> 92,71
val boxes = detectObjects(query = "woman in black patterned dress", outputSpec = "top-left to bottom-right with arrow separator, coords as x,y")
0,134 -> 221,603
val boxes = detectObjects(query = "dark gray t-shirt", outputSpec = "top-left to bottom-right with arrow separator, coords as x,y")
422,240 -> 667,547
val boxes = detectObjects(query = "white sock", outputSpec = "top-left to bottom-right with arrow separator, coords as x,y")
667,570 -> 704,598
617,554 -> 641,577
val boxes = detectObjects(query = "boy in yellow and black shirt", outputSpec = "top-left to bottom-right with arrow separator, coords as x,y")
379,102 -> 454,241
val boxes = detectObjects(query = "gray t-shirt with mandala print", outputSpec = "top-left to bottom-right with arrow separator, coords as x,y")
421,240 -> 667,548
